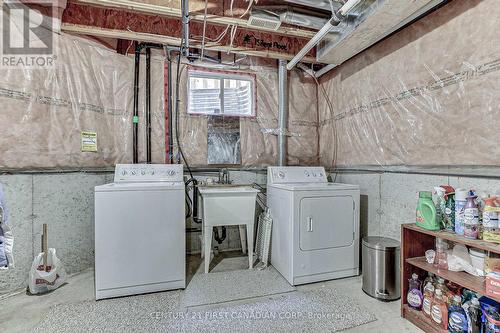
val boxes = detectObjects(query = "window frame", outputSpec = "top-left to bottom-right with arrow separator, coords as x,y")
186,67 -> 257,118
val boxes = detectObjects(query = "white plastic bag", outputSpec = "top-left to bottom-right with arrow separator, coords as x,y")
28,248 -> 67,294
447,244 -> 478,276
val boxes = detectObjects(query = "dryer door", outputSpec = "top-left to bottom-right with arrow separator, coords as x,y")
299,196 -> 354,251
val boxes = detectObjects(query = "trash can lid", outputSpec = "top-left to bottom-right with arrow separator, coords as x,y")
362,236 -> 400,250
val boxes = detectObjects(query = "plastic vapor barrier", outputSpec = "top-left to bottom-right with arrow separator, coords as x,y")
171,57 -> 318,167
0,4 -> 165,170
318,0 -> 500,169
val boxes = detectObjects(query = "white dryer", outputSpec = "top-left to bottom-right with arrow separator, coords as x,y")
94,164 -> 185,300
267,166 -> 360,286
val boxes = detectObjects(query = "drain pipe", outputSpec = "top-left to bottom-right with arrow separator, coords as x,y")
278,59 -> 288,166
166,47 -> 174,163
181,0 -> 190,56
145,47 -> 152,163
133,42 -> 141,163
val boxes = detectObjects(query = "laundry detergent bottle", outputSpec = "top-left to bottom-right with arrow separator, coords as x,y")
464,191 -> 479,239
416,191 -> 439,230
483,197 -> 498,232
448,295 -> 468,333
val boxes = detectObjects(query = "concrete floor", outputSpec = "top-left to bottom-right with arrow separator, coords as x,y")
0,253 -> 422,333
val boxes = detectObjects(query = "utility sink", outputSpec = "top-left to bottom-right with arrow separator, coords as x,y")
198,185 -> 260,273
198,185 -> 260,226
198,185 -> 260,197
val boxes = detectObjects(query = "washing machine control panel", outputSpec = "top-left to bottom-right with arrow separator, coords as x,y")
267,166 -> 327,184
114,164 -> 184,183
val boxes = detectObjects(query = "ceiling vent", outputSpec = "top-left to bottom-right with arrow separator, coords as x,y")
247,10 -> 281,30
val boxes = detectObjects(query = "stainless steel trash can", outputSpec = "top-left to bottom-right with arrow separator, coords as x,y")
362,236 -> 401,301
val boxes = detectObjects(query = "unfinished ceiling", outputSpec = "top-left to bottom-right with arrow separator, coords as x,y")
317,0 -> 447,65
57,0 -> 447,69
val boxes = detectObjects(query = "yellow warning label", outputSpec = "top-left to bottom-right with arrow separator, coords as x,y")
81,131 -> 97,152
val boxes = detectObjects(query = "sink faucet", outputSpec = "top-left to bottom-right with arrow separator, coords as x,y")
218,168 -> 231,184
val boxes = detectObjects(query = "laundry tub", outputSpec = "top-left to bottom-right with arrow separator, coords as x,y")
362,236 -> 401,301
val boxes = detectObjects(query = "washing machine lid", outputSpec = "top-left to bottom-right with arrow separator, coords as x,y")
269,182 -> 359,191
95,182 -> 184,192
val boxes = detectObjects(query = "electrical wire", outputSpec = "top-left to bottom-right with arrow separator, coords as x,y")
239,0 -> 256,18
200,0 -> 208,59
297,65 -> 338,182
175,36 -> 193,180
227,24 -> 238,53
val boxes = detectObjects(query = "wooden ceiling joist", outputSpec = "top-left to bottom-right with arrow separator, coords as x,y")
69,0 -> 317,39
61,23 -> 317,63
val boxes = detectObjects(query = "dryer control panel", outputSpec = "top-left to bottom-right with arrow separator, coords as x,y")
114,164 -> 184,183
267,166 -> 327,184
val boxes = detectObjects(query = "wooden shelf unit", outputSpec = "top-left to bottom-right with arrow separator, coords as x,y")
401,223 -> 500,332
402,305 -> 447,333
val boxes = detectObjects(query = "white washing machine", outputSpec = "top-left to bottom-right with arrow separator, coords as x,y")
94,164 -> 185,300
267,166 -> 360,286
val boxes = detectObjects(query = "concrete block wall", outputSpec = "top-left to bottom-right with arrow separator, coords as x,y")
0,170 -> 265,295
4,167 -> 495,295
0,172 -> 109,295
336,172 -> 500,241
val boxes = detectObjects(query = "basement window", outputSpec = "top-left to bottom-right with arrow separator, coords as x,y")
187,69 -> 255,117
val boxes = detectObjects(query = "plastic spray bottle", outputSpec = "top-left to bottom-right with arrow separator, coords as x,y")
433,187 -> 446,228
441,185 -> 455,231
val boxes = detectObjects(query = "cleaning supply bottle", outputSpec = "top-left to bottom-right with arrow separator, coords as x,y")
455,188 -> 468,235
483,197 -> 498,232
422,282 -> 435,318
464,191 -> 479,239
465,297 -> 482,333
477,192 -> 488,239
435,277 -> 450,303
407,273 -> 423,310
430,289 -> 448,329
448,294 -> 468,333
416,191 -> 439,230
423,272 -> 436,289
441,185 -> 455,231
433,187 -> 446,228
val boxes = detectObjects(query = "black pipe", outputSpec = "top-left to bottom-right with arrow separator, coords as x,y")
166,48 -> 174,163
133,42 -> 141,164
145,47 -> 152,164
213,226 -> 227,244
192,179 -> 201,223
